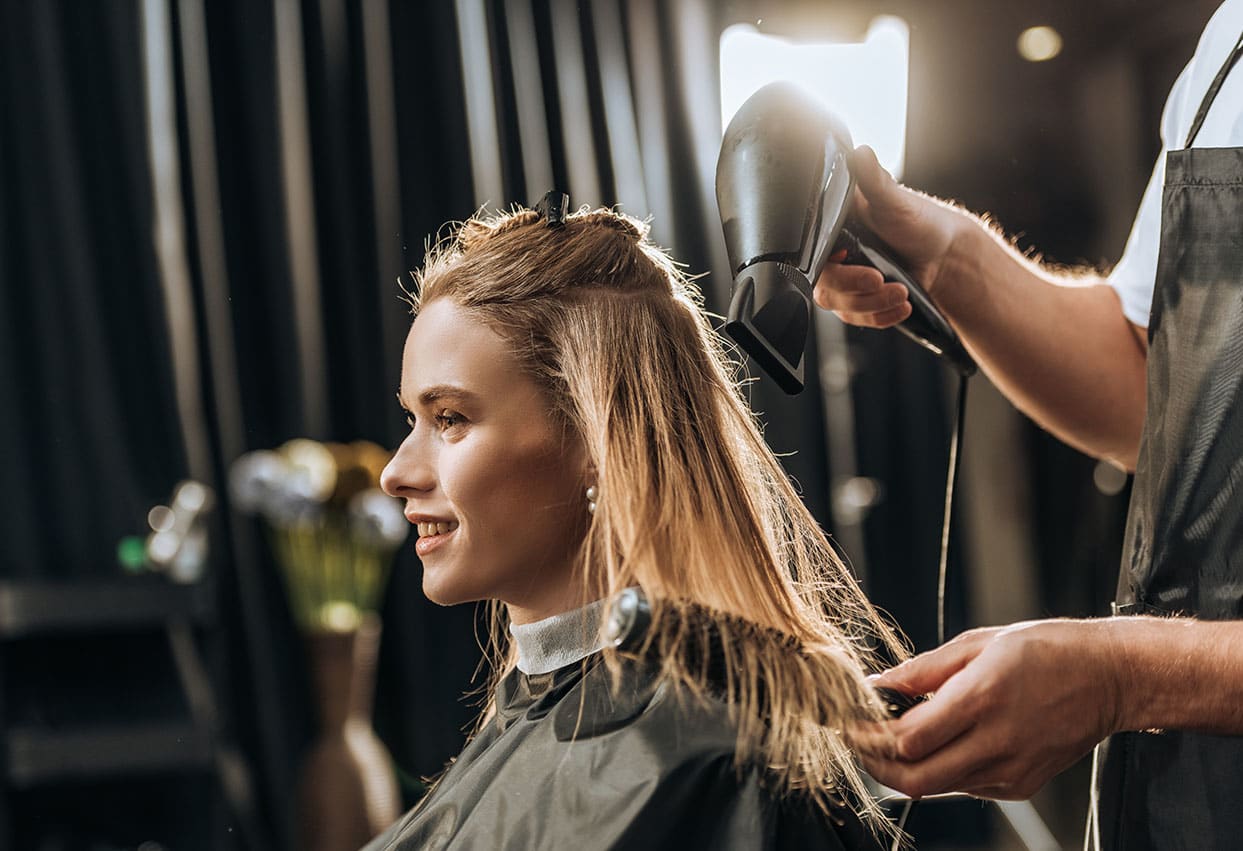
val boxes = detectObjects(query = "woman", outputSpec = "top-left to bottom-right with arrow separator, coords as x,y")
371,197 -> 908,849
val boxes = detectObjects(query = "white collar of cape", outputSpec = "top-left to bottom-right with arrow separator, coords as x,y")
509,596 -> 612,676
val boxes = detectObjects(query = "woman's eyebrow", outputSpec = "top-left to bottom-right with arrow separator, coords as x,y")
397,384 -> 480,411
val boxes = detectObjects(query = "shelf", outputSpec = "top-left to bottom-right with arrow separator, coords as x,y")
0,578 -> 214,639
6,721 -> 214,788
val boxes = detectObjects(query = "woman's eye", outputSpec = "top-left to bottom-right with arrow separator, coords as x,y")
435,410 -> 466,430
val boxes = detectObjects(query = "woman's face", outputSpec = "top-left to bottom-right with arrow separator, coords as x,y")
380,299 -> 591,623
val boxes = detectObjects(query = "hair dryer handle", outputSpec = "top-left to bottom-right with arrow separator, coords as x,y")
834,229 -> 976,376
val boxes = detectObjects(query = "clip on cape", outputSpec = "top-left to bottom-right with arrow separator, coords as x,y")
534,190 -> 570,228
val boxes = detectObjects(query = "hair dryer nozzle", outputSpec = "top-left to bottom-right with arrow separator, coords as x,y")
725,262 -> 811,395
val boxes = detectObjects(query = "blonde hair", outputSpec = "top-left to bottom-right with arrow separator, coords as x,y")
407,205 -> 908,832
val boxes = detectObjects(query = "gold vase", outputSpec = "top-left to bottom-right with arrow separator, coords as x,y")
297,613 -> 400,851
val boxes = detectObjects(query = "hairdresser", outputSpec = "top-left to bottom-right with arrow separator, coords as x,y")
821,2 -> 1243,847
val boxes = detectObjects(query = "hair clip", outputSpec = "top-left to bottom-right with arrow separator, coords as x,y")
533,190 -> 570,228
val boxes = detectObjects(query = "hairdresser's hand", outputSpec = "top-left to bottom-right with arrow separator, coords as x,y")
812,145 -> 970,329
848,619 -> 1125,800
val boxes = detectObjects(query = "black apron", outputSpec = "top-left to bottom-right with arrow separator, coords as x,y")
1099,31 -> 1243,850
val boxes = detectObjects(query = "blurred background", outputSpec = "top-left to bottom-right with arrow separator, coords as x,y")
0,0 -> 1222,848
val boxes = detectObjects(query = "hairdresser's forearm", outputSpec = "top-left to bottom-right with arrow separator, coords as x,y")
935,222 -> 1147,470
1111,616 -> 1243,734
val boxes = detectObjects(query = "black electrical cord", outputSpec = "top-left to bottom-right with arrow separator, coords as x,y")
939,372 -> 970,648
891,371 -> 970,851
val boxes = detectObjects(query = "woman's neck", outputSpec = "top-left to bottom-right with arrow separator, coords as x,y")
505,577 -> 593,626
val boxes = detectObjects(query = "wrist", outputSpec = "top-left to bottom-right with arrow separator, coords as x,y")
1101,616 -> 1241,734
1094,617 -> 1139,735
929,209 -> 989,314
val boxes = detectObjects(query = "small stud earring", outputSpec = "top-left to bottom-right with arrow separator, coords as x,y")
586,484 -> 598,515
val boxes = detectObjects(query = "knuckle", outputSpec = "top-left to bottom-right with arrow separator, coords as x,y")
830,294 -> 856,312
964,681 -> 998,715
854,273 -> 883,293
893,731 -> 921,762
949,628 -> 982,646
852,297 -> 890,315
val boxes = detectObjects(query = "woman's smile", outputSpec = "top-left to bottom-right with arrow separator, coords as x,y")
414,523 -> 458,557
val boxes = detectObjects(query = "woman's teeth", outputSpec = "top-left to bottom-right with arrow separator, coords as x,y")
417,520 -> 459,538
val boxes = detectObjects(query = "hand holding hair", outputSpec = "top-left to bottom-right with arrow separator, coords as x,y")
847,619 -> 1126,801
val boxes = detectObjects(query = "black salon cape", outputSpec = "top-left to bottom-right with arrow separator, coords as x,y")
363,654 -> 883,850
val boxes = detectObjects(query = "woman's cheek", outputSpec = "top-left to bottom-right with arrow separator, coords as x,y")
441,441 -> 506,525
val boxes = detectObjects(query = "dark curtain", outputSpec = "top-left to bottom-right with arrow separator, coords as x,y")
1,0 -> 188,579
1,0 -> 964,847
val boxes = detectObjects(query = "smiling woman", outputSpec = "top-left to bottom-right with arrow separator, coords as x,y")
371,202 -> 909,850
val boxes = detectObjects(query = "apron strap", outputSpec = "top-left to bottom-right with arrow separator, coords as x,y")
1185,31 -> 1243,148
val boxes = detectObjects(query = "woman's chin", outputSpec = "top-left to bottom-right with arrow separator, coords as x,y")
421,573 -> 480,607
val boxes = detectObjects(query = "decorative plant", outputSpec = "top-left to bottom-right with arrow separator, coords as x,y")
230,439 -> 407,632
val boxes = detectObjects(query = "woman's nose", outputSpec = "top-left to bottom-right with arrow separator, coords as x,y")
380,436 -> 434,497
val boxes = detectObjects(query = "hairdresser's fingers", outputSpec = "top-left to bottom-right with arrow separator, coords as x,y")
856,728 -> 995,800
955,763 -> 1055,802
849,631 -> 1008,762
951,740 -> 1080,801
850,668 -> 980,765
833,302 -> 913,329
851,146 -> 935,242
872,627 -> 1000,696
815,261 -> 886,296
845,146 -> 905,238
854,681 -> 1046,800
818,281 -> 909,316
850,146 -> 894,205
852,190 -> 874,228
814,263 -> 910,328
813,264 -> 885,316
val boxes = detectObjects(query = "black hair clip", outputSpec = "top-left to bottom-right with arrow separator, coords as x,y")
533,190 -> 570,228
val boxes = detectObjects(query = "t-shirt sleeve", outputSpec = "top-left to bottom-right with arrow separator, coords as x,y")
1107,154 -> 1165,328
1107,59 -> 1196,329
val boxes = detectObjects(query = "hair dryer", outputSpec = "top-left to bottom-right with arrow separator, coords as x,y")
716,81 -> 976,394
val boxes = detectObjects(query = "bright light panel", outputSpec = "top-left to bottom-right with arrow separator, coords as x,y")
719,17 -> 910,179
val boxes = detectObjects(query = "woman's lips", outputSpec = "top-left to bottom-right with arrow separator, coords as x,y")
415,526 -> 457,557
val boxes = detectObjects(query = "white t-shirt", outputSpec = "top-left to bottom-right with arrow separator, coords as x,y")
1109,0 -> 1243,327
